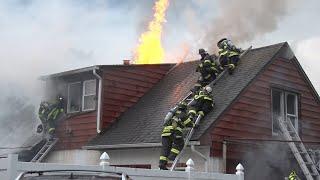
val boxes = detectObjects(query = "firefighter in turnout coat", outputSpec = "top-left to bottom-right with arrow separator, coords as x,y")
217,38 -> 242,75
159,101 -> 195,170
188,86 -> 214,122
38,96 -> 65,137
192,49 -> 222,93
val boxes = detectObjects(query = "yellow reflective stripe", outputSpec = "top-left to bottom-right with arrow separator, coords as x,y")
48,128 -> 55,133
176,127 -> 183,132
160,156 -> 168,161
183,118 -> 192,126
164,126 -> 173,130
198,111 -> 204,116
204,60 -> 211,64
171,148 -> 180,154
204,97 -> 213,101
189,110 -> 197,114
204,74 -> 211,79
219,48 -> 228,56
228,64 -> 235,69
228,51 -> 239,57
161,133 -> 172,137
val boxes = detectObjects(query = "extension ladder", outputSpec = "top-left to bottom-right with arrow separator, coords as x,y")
169,46 -> 252,171
278,118 -> 320,180
31,138 -> 59,162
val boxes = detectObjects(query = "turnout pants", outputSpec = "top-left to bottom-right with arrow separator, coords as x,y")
159,135 -> 185,168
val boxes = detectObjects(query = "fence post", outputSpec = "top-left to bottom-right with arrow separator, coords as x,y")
99,152 -> 110,176
185,158 -> 195,172
236,163 -> 244,180
7,154 -> 18,180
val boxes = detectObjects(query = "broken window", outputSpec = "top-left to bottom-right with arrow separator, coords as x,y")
82,79 -> 96,111
271,89 -> 299,135
67,82 -> 81,113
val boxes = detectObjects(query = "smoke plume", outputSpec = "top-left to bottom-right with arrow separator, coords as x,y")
202,0 -> 293,52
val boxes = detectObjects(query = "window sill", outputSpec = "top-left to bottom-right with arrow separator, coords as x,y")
66,109 -> 96,119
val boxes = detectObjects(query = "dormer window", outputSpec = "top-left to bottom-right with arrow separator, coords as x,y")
67,79 -> 96,113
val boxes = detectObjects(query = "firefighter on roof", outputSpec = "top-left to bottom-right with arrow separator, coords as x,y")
38,95 -> 65,139
217,38 -> 242,75
159,101 -> 195,170
192,49 -> 222,93
188,86 -> 214,123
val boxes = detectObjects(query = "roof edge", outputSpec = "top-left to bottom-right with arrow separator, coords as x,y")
83,141 -> 200,150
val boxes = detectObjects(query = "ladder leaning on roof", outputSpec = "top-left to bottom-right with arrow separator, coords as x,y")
169,46 -> 252,171
31,138 -> 59,162
278,117 -> 320,180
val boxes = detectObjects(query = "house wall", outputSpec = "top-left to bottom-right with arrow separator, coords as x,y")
208,57 -> 320,174
101,65 -> 172,128
56,112 -> 97,150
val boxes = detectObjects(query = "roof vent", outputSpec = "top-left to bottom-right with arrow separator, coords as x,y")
123,60 -> 131,65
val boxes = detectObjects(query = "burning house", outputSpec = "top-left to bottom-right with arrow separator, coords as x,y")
27,42 -> 320,179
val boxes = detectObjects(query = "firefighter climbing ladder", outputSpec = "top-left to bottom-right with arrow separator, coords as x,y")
278,118 -> 320,180
170,46 -> 252,171
31,138 -> 59,162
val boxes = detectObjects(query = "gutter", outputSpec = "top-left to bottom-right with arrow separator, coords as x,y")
93,67 -> 102,134
83,141 -> 200,150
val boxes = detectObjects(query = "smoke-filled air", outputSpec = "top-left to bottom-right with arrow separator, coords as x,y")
0,0 -> 319,158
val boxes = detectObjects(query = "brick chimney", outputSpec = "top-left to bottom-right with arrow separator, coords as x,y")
123,60 -> 131,65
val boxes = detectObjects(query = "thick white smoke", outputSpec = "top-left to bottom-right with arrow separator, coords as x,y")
0,0 -> 150,154
203,0 -> 295,52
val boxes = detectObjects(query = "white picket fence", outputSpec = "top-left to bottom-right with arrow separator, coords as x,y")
0,153 -> 244,180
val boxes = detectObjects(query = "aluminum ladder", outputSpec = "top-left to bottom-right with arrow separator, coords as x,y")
278,118 -> 320,180
169,46 -> 252,171
31,138 -> 59,162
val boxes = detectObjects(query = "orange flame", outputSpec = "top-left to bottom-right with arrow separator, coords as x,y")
134,0 -> 169,64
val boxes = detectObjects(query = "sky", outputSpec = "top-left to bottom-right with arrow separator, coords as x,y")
0,0 -> 319,149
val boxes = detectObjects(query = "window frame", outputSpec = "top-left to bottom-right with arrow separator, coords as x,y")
82,79 -> 96,111
271,88 -> 299,136
67,81 -> 82,113
271,89 -> 284,136
285,92 -> 299,131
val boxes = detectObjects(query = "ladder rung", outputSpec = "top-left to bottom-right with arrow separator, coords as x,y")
310,173 -> 319,176
305,162 -> 313,165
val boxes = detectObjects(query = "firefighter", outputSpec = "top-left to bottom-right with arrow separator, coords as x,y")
188,86 -> 214,122
159,101 -> 194,170
217,38 -> 242,75
192,49 -> 221,93
38,95 -> 64,138
288,170 -> 298,180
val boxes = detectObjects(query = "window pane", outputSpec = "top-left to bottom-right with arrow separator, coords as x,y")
84,80 -> 96,95
272,90 -> 282,134
287,94 -> 296,115
83,95 -> 95,110
68,83 -> 81,113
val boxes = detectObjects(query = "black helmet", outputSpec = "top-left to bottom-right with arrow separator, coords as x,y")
217,38 -> 227,48
198,48 -> 206,55
178,101 -> 187,109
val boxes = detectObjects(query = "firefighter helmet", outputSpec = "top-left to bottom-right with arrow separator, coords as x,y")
204,86 -> 212,93
198,48 -> 206,55
178,101 -> 187,109
217,38 -> 227,48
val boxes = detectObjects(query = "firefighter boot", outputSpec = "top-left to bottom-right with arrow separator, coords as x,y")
228,64 -> 235,75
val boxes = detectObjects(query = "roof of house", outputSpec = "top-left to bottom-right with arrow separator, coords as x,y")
86,42 -> 319,148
